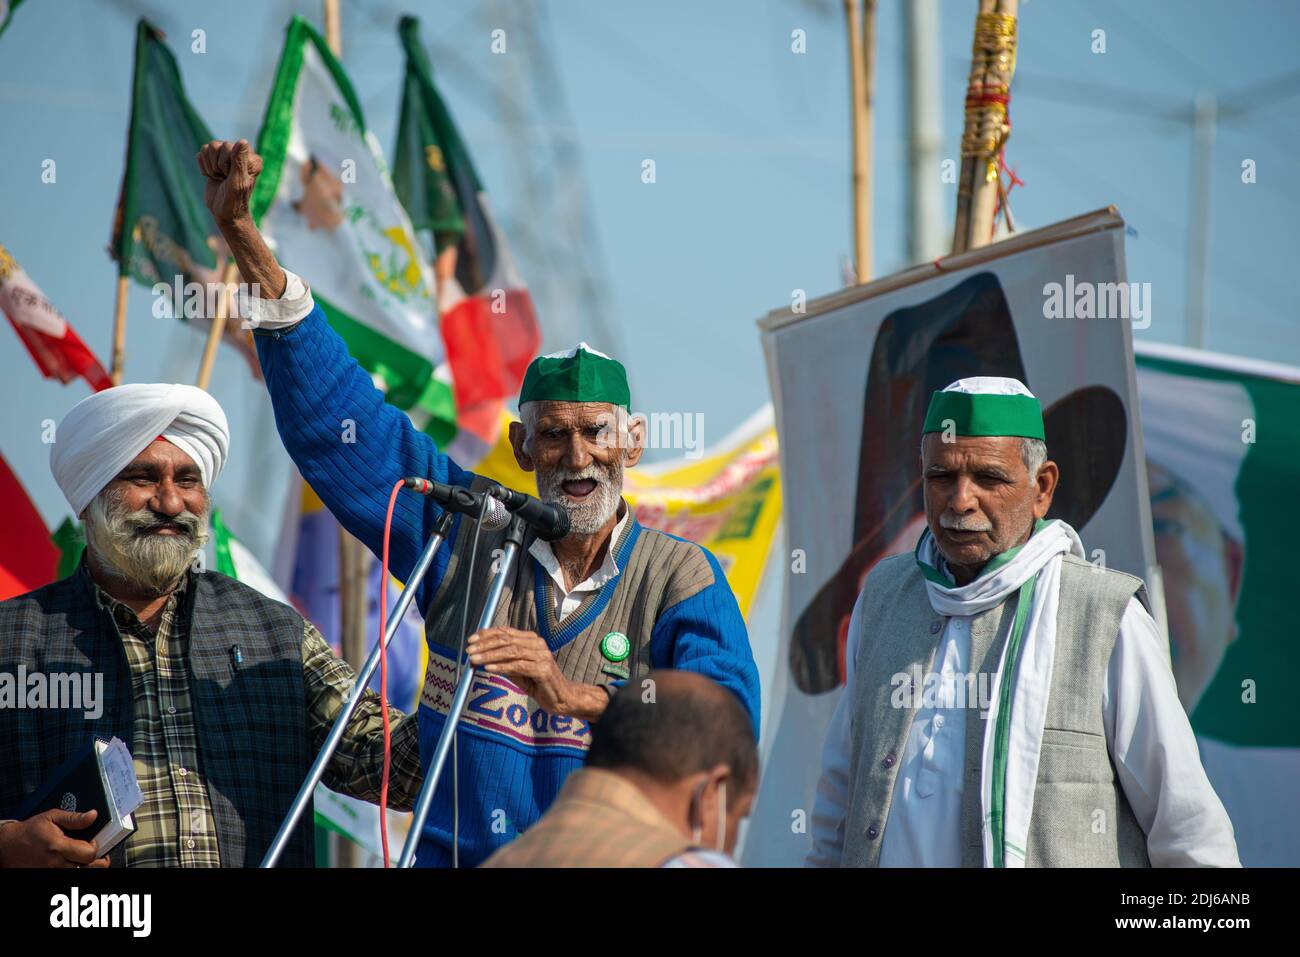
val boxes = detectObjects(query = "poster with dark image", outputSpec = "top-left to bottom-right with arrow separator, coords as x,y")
790,271 -> 1127,694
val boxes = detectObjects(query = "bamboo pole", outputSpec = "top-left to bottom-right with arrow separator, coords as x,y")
195,261 -> 240,391
323,0 -> 365,868
951,0 -> 1019,254
844,0 -> 872,283
324,0 -> 342,56
110,274 -> 129,385
860,0 -> 877,281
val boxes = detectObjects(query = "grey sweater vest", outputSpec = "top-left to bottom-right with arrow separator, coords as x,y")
422,484 -> 718,698
840,552 -> 1152,868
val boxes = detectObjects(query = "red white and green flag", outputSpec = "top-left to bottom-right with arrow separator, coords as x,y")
251,16 -> 457,444
0,243 -> 112,392
393,15 -> 540,458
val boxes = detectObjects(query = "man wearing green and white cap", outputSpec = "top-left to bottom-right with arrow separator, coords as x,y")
198,141 -> 759,867
808,376 -> 1239,868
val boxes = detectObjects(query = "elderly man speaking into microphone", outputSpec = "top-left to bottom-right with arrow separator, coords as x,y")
195,139 -> 760,867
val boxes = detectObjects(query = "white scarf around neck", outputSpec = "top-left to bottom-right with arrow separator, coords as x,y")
916,518 -> 1085,867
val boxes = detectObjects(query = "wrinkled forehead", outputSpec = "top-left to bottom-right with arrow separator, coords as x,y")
530,401 -> 623,429
921,432 -> 1023,469
113,438 -> 203,479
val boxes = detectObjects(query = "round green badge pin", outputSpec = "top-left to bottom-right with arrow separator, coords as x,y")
600,631 -> 631,663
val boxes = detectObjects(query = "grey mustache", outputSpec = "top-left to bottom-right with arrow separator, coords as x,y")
939,513 -> 992,532
127,511 -> 203,538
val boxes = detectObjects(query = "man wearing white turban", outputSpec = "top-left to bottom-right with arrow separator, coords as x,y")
50,383 -> 230,519
0,385 -> 424,868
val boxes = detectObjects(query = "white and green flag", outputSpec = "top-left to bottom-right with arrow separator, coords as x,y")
208,508 -> 290,605
1136,341 -> 1300,867
251,16 -> 456,442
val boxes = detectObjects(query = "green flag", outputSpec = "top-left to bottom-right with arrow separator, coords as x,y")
51,517 -> 85,580
111,19 -> 219,310
393,16 -> 466,254
0,0 -> 27,39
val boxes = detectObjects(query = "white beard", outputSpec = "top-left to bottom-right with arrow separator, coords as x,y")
85,489 -> 209,595
536,460 -> 624,535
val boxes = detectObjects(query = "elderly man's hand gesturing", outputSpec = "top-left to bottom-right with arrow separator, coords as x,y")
466,627 -> 611,722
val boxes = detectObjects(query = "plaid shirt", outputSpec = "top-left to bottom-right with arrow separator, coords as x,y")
1,564 -> 422,867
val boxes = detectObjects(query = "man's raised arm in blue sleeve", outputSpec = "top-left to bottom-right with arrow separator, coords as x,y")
198,138 -> 762,868
196,138 -> 470,606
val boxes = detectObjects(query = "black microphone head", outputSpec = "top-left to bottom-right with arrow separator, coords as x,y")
537,504 -> 570,542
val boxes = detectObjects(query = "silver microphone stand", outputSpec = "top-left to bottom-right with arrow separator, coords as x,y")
397,513 -> 527,868
260,510 -> 455,868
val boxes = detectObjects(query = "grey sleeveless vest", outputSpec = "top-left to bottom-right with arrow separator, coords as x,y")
840,552 -> 1152,868
418,481 -> 720,742
0,567 -> 315,867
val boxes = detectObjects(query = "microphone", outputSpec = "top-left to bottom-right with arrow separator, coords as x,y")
402,478 -> 510,530
486,483 -> 571,541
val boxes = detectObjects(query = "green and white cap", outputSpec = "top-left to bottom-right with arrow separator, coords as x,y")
519,342 -> 630,408
922,376 -> 1045,440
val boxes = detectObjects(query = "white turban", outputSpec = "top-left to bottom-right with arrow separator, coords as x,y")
942,376 -> 1036,398
50,383 -> 230,516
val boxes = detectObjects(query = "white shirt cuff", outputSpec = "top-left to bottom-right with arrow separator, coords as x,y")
240,268 -> 315,330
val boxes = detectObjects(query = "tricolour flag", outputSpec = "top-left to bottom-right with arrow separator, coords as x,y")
1135,341 -> 1300,866
393,16 -> 540,444
251,16 -> 455,442
1,242 -> 112,391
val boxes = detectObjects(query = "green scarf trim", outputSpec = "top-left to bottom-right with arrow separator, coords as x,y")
914,518 -> 1051,866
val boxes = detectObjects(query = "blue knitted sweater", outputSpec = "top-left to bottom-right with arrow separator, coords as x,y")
256,307 -> 761,866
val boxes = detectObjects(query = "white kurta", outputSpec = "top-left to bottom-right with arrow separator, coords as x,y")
808,582 -> 1241,867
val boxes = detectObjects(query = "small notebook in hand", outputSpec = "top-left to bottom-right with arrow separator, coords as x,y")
16,737 -> 144,856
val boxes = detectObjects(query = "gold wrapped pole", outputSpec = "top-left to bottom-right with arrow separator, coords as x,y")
951,0 -> 1018,255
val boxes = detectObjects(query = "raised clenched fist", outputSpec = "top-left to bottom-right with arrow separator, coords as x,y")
196,139 -> 264,227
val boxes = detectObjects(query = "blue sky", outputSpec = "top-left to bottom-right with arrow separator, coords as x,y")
2,0 -> 1298,548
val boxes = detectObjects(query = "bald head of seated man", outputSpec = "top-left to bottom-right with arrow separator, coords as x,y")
482,670 -> 760,868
